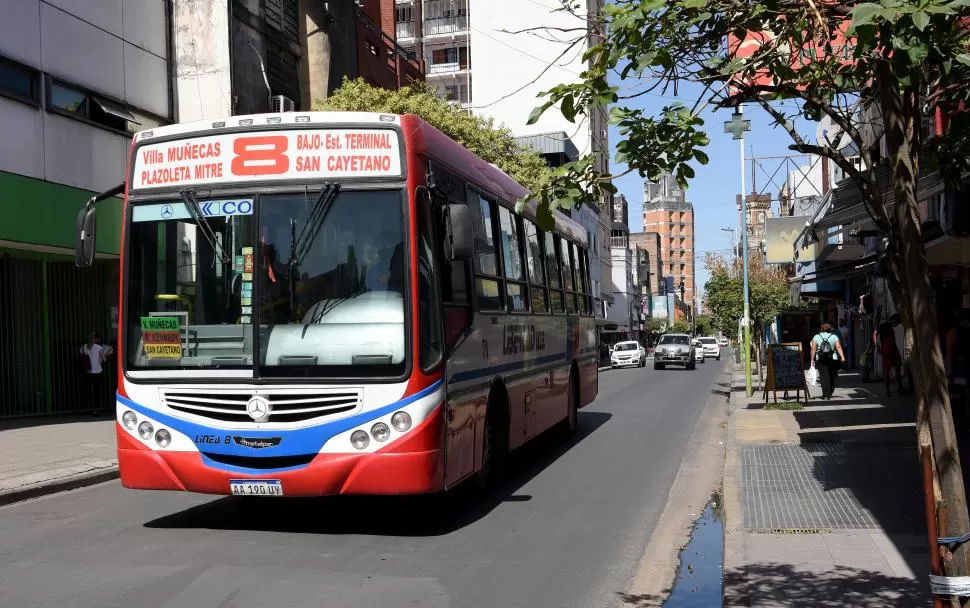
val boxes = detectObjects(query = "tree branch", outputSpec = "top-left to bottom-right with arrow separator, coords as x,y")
753,97 -> 892,234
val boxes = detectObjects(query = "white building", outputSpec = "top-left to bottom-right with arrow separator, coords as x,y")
0,0 -> 172,415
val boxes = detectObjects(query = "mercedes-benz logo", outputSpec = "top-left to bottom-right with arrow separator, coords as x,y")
246,396 -> 271,422
160,204 -> 174,219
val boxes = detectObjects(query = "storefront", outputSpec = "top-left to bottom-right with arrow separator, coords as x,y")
0,171 -> 122,417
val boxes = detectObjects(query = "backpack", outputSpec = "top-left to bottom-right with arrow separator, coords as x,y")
817,333 -> 834,361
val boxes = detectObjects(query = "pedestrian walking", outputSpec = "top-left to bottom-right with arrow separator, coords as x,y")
873,314 -> 904,397
79,331 -> 109,413
810,322 -> 846,400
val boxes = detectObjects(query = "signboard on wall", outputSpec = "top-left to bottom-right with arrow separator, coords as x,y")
765,216 -> 817,263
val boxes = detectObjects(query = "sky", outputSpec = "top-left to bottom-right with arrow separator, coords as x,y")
605,76 -> 818,300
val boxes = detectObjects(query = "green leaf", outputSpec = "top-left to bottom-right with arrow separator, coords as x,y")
694,150 -> 710,164
561,95 -> 577,122
956,54 -> 970,67
851,3 -> 887,27
535,202 -> 556,231
680,0 -> 707,8
911,10 -> 930,31
528,101 -> 553,125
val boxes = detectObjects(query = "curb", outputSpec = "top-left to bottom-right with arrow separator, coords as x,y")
722,366 -> 749,608
0,467 -> 119,508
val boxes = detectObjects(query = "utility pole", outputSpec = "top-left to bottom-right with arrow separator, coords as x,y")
724,105 -> 753,396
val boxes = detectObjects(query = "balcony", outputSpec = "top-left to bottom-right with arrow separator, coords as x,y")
610,235 -> 629,248
427,61 -> 469,75
397,21 -> 415,39
425,16 -> 469,36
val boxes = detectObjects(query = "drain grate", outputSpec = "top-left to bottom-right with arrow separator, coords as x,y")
749,528 -> 831,535
740,443 -> 879,531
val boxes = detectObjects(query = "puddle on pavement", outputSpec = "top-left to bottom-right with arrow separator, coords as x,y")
662,492 -> 724,607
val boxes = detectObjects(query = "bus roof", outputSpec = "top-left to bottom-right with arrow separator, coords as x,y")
131,111 -> 402,144
132,111 -> 588,246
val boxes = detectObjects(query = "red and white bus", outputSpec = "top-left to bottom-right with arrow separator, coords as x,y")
76,112 -> 599,497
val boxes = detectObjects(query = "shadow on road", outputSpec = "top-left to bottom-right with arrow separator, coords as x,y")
723,562 -> 927,607
144,411 -> 612,536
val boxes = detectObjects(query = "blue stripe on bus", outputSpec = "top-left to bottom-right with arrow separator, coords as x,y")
116,380 -> 443,463
449,353 -> 568,383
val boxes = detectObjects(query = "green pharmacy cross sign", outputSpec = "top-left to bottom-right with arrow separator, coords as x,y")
724,111 -> 751,140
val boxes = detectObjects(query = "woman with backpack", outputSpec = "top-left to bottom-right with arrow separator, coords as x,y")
810,321 -> 847,400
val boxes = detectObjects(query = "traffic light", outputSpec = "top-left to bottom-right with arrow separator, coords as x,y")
679,280 -> 685,300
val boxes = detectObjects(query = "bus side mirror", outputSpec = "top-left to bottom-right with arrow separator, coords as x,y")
76,205 -> 97,268
444,203 -> 473,261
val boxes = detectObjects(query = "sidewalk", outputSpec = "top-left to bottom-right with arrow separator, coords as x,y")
722,364 -> 933,607
0,416 -> 118,506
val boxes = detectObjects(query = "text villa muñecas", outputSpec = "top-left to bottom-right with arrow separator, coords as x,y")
503,324 -> 546,355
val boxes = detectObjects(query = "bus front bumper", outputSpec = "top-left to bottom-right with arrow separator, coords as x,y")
115,417 -> 445,496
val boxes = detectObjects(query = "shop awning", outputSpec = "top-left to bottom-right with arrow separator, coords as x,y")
792,255 -> 877,285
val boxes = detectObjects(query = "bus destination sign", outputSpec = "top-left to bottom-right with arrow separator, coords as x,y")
132,129 -> 403,190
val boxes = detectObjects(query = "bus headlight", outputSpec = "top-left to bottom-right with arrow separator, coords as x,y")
351,430 -> 370,450
137,421 -> 154,441
371,422 -> 391,442
122,411 -> 138,430
154,429 -> 172,448
391,411 -> 412,432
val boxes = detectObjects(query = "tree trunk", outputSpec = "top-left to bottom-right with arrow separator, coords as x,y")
878,70 -> 970,597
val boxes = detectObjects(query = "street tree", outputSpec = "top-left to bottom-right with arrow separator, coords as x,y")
669,319 -> 691,334
705,254 -> 790,374
316,78 -> 552,208
528,0 -> 970,584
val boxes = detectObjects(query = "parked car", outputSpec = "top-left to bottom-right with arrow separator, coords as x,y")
692,339 -> 706,364
654,334 -> 696,370
611,341 -> 647,368
718,336 -> 730,347
699,336 -> 721,361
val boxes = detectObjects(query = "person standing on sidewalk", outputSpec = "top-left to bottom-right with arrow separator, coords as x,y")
810,322 -> 846,400
80,331 -> 108,413
873,314 -> 904,397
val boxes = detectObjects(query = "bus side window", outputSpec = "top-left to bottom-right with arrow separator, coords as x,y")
417,187 -> 443,370
433,192 -> 472,350
524,219 -> 548,312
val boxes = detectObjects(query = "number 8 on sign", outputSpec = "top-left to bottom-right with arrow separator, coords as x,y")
231,136 -> 289,176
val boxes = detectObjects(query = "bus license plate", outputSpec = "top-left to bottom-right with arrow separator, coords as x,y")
229,480 -> 283,496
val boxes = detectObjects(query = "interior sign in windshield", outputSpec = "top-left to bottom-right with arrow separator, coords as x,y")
131,200 -> 254,223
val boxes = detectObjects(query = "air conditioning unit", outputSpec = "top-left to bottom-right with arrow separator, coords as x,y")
271,95 -> 296,113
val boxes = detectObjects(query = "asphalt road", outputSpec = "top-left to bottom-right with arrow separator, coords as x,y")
0,358 -> 729,608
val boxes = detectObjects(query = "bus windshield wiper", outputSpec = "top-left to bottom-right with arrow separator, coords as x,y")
289,182 -> 341,269
180,189 -> 229,265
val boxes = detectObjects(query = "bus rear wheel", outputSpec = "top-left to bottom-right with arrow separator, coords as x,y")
473,394 -> 509,491
558,371 -> 579,439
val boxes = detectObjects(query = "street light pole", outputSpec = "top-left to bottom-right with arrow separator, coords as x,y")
725,105 -> 753,397
721,227 -> 737,264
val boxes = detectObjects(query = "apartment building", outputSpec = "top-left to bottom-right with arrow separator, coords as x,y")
643,172 -> 696,306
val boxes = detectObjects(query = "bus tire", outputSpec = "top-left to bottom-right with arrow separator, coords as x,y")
474,386 -> 509,491
558,368 -> 580,438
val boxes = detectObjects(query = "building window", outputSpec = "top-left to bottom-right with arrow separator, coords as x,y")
431,46 -> 469,69
47,78 -> 165,135
0,56 -> 40,105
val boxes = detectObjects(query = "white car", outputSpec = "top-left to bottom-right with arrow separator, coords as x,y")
718,337 -> 730,348
611,341 -> 646,368
699,336 -> 721,361
692,339 -> 706,363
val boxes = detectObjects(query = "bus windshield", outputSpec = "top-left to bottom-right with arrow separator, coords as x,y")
125,189 -> 407,378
